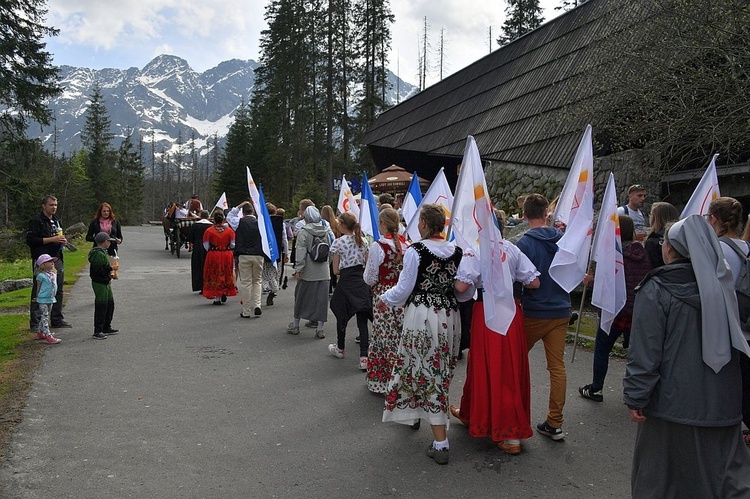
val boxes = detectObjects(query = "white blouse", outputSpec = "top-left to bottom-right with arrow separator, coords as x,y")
380,239 -> 458,308
454,241 -> 539,302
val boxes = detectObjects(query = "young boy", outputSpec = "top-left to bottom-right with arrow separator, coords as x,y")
33,254 -> 61,344
88,232 -> 118,340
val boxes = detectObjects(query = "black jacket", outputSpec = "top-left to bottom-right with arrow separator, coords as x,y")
86,219 -> 123,256
234,216 -> 265,258
26,212 -> 64,261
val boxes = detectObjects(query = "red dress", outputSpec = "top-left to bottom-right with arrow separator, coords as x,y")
458,300 -> 533,441
202,224 -> 237,300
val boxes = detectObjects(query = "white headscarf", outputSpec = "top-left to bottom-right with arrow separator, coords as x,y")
304,206 -> 321,223
667,215 -> 750,372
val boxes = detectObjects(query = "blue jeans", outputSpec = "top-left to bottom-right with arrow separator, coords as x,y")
591,325 -> 629,392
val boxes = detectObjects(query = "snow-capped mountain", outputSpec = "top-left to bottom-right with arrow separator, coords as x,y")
28,54 -> 419,159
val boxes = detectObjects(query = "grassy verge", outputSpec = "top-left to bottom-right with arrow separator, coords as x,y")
0,238 -> 88,459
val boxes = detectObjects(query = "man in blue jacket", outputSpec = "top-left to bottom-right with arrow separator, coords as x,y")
516,194 -> 571,441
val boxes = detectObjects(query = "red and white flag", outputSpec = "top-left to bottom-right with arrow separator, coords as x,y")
680,153 -> 720,218
337,174 -> 360,218
214,192 -> 228,211
407,167 -> 453,241
549,125 -> 595,293
591,173 -> 626,334
451,136 -> 515,335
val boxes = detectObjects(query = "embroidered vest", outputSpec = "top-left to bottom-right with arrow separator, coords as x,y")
406,242 -> 462,310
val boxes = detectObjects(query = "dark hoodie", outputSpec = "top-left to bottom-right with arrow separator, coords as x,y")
516,226 -> 571,319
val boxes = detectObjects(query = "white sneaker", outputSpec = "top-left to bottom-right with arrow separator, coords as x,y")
328,344 -> 345,358
358,357 -> 368,370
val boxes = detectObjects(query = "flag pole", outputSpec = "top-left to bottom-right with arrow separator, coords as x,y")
571,256 -> 594,363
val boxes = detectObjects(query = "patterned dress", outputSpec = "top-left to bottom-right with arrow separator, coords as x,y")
365,240 -> 405,393
202,224 -> 237,301
381,240 -> 462,426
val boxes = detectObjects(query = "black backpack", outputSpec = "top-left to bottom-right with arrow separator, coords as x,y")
305,228 -> 330,263
720,237 -> 750,330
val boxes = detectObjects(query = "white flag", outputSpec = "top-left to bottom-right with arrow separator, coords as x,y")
549,125 -> 595,293
451,136 -> 516,335
337,174 -> 360,218
360,172 -> 380,240
407,167 -> 453,241
680,153 -> 720,218
214,192 -> 228,211
246,167 -> 275,267
401,173 -> 422,241
591,173 -> 626,334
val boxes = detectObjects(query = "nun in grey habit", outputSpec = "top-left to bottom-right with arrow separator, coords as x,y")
624,215 -> 750,498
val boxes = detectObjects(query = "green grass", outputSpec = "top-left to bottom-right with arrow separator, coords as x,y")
0,260 -> 31,280
0,316 -> 30,363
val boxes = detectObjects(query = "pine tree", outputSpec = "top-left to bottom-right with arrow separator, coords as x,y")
497,0 -> 544,46
352,0 -> 394,168
0,0 -> 61,136
556,0 -> 588,12
114,129 -> 144,224
216,102 -> 253,204
80,84 -> 116,210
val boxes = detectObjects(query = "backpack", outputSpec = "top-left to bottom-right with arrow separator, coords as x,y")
720,237 -> 750,330
305,228 -> 330,263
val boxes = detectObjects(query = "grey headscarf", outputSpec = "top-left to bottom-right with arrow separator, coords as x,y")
667,215 -> 750,372
303,206 -> 321,223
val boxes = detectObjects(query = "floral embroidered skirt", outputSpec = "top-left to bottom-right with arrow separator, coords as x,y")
457,300 -> 533,441
367,286 -> 404,394
382,303 -> 460,426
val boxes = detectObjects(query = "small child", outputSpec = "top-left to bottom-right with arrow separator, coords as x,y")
33,254 -> 61,344
88,232 -> 118,340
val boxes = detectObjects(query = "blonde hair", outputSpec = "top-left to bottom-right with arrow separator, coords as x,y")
419,204 -> 446,237
338,212 -> 365,248
379,208 -> 403,262
320,205 -> 340,238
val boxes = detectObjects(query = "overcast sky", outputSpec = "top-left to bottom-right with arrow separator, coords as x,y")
44,0 -> 565,87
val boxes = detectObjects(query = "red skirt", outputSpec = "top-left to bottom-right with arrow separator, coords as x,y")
458,300 -> 532,441
202,249 -> 237,300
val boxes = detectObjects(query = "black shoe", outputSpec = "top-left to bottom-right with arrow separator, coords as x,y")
282,277 -> 288,290
410,420 -> 421,430
304,320 -> 317,328
52,321 -> 73,328
103,328 -> 119,335
355,336 -> 361,344
266,293 -> 275,306
579,384 -> 603,402
537,421 -> 564,441
93,332 -> 107,340
568,312 -> 578,326
220,294 -> 227,303
254,307 -> 262,316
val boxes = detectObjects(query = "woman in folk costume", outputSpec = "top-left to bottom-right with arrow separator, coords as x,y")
376,204 -> 463,466
202,211 -> 237,305
624,215 -> 750,497
450,217 -> 540,455
364,208 -> 407,393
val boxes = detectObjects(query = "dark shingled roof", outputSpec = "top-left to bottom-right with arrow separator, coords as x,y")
362,0 -> 648,176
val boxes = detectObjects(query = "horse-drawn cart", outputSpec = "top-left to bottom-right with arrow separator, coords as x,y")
162,217 -> 197,258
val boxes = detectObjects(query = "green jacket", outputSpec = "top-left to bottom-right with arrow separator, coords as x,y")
88,246 -> 111,284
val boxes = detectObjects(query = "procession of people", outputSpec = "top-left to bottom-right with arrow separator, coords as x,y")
27,148 -> 750,495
